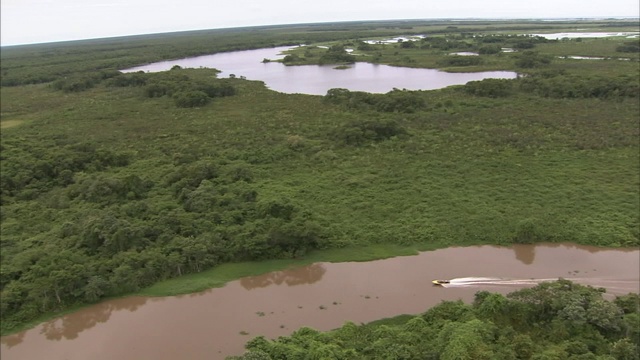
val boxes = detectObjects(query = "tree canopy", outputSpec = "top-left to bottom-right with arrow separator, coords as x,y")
231,281 -> 640,360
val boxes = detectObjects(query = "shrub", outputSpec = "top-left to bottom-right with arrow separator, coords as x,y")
512,41 -> 536,49
375,90 -> 426,113
319,45 -> 356,64
517,74 -> 639,99
463,79 -> 513,98
478,45 -> 501,55
144,83 -> 171,98
357,42 -> 375,51
324,88 -> 353,104
513,218 -> 546,244
173,91 -> 210,108
515,51 -> 552,68
336,118 -> 407,146
106,72 -> 148,87
616,41 -> 640,53
400,41 -> 417,49
52,74 -> 100,92
283,54 -> 300,63
195,82 -> 236,97
325,88 -> 426,113
440,56 -> 482,67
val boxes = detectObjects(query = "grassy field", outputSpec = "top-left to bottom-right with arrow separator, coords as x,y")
0,19 -> 638,335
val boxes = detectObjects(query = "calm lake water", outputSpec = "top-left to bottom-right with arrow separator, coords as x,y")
121,46 -> 518,95
2,243 -> 638,360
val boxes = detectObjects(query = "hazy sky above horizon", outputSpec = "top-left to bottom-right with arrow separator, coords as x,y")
2,0 -> 639,46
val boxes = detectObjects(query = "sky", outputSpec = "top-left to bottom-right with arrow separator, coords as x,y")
1,0 -> 639,46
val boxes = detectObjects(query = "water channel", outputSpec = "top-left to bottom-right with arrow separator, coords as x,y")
9,39 -> 635,360
2,243 -> 638,360
121,46 -> 518,95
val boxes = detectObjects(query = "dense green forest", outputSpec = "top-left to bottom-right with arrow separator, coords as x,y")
230,280 -> 640,359
0,19 -> 639,336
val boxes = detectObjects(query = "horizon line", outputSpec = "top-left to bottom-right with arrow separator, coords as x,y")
2,16 -> 639,47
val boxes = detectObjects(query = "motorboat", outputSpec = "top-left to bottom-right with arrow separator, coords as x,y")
432,280 -> 450,285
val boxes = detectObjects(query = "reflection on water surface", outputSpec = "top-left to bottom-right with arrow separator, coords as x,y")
122,46 -> 518,95
241,263 -> 326,290
2,243 -> 638,360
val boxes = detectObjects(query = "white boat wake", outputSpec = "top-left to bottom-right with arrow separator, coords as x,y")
443,277 -> 564,288
441,277 -> 640,293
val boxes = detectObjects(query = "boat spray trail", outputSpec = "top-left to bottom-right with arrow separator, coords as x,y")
441,277 -> 638,292
443,277 -> 559,288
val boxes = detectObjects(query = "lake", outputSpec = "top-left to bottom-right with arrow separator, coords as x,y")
2,243 -> 638,360
121,46 -> 518,95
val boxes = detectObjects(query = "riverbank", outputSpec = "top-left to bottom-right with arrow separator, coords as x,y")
2,75 -> 638,336
2,243 -> 638,360
1,18 -> 638,341
0,243 -> 427,336
3,240 -> 639,338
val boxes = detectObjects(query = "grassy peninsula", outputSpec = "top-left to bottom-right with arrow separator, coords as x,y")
1,19 -> 639,336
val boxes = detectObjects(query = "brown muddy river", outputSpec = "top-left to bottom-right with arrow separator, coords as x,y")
2,243 -> 638,360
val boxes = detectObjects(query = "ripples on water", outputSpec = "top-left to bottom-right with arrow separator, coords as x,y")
2,244 -> 638,360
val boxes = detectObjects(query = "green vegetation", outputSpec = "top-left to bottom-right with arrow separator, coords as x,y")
617,40 -> 640,53
283,45 -> 356,65
1,19 -> 639,336
230,280 -> 640,359
281,30 -> 638,74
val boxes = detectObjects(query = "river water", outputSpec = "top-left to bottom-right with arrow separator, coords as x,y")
1,243 -> 638,360
121,46 -> 518,95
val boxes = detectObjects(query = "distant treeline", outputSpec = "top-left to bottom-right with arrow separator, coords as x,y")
1,20 -> 526,87
2,19 -> 637,86
462,73 -> 639,99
